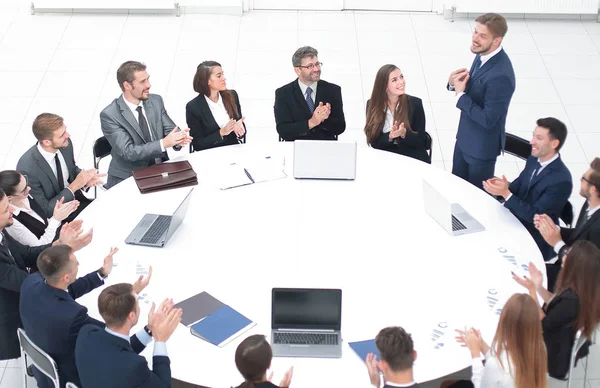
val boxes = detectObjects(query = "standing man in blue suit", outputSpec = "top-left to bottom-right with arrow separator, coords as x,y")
483,118 -> 572,260
448,13 -> 516,190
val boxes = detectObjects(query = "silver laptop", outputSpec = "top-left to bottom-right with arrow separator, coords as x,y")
293,140 -> 356,180
271,288 -> 342,358
125,188 -> 193,247
423,180 -> 485,236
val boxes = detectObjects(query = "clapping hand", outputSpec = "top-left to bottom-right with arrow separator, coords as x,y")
482,176 -> 510,198
219,119 -> 237,137
133,266 -> 153,294
455,328 -> 482,358
164,127 -> 192,148
366,353 -> 381,387
534,214 -> 562,246
309,102 -> 330,128
448,68 -> 468,87
150,303 -> 182,343
52,197 -> 79,222
101,247 -> 118,277
56,220 -> 93,251
148,298 -> 175,332
389,121 -> 407,140
512,270 -> 536,293
234,117 -> 246,138
268,366 -> 294,388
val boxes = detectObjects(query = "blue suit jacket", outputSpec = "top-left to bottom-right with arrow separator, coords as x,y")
454,49 -> 516,161
19,271 -> 104,388
504,155 -> 572,259
75,325 -> 171,388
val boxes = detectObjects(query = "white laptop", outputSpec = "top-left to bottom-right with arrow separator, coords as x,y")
423,180 -> 485,236
293,140 -> 356,180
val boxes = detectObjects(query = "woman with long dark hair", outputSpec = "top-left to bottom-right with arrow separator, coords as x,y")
0,170 -> 77,246
233,335 -> 293,388
186,60 -> 246,151
513,240 -> 600,378
364,64 -> 430,163
448,293 -> 548,388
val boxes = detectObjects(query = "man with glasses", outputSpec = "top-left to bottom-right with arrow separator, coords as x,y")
274,46 -> 346,141
535,157 -> 600,290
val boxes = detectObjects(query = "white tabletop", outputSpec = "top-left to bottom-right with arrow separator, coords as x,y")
74,143 -> 546,388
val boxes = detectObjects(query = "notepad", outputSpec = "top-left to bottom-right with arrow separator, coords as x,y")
349,339 -> 380,364
216,158 -> 287,190
190,305 -> 256,347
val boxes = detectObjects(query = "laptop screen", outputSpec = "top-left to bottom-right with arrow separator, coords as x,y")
165,188 -> 194,241
271,288 -> 342,330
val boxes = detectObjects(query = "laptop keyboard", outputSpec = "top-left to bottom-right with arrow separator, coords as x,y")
139,215 -> 171,244
274,332 -> 338,345
451,215 -> 467,231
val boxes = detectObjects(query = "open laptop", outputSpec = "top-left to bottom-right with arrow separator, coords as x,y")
271,288 -> 342,358
125,188 -> 193,247
423,180 -> 485,236
293,140 -> 356,180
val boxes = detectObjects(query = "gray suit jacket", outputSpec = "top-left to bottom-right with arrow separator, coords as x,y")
16,139 -> 81,218
100,94 -> 177,186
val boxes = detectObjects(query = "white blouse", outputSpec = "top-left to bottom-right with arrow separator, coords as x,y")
204,94 -> 231,129
6,198 -> 60,246
472,350 -> 515,388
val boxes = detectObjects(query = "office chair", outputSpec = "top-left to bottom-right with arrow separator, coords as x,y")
424,131 -> 433,163
553,330 -> 592,388
92,136 -> 112,198
503,133 -> 531,160
189,133 -> 246,153
17,328 -> 60,388
279,134 -> 338,141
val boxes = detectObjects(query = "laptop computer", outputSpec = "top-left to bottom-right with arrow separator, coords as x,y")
293,140 -> 356,180
125,188 -> 194,247
271,288 -> 342,358
423,180 -> 485,236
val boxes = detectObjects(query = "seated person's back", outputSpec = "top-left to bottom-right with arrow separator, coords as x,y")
234,334 -> 293,388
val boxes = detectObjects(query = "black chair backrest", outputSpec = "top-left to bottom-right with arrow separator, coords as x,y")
504,133 -> 531,160
17,329 -> 59,387
93,136 -> 112,161
560,201 -> 574,227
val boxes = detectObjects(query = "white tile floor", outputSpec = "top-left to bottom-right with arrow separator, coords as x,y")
0,1 -> 599,387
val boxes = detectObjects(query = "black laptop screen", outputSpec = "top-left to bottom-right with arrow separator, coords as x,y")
271,288 -> 342,330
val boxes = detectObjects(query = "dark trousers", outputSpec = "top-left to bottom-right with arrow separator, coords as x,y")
64,190 -> 93,222
452,144 -> 496,190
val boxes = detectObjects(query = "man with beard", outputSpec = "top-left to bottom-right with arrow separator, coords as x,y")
17,113 -> 104,220
447,13 -> 516,190
274,46 -> 346,141
100,61 -> 192,188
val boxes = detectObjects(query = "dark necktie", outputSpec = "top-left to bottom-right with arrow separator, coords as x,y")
136,106 -> 152,142
55,154 -> 65,191
527,161 -> 542,189
574,205 -> 590,235
306,87 -> 315,114
471,56 -> 482,77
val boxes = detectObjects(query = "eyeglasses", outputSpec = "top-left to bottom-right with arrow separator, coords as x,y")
296,62 -> 324,70
581,175 -> 593,185
15,175 -> 29,196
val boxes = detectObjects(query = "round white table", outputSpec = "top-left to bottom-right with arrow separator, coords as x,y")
75,143 -> 545,388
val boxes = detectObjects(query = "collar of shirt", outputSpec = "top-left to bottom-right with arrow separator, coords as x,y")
122,94 -> 144,117
105,327 -> 131,343
480,45 -> 503,67
298,79 -> 318,99
36,142 -> 59,164
10,197 -> 32,216
588,203 -> 600,218
537,152 -> 560,171
204,93 -> 223,108
384,382 -> 417,387
0,232 -> 4,245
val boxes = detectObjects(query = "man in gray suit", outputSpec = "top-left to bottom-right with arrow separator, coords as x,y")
17,113 -> 104,220
100,61 -> 192,188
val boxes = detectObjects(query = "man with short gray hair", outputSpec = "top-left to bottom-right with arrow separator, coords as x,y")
274,46 -> 346,141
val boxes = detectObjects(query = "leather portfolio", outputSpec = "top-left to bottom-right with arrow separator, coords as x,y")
132,161 -> 198,194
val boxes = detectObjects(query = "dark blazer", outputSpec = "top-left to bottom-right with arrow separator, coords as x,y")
274,79 -> 346,141
365,96 -> 430,163
559,202 -> 600,258
19,271 -> 105,388
504,156 -> 572,260
0,232 -> 48,360
76,324 -> 171,388
186,90 -> 246,151
543,289 -> 580,379
16,139 -> 82,218
452,49 -> 516,161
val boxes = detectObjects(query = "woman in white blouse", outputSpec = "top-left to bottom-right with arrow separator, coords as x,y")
444,293 -> 548,388
185,60 -> 246,152
0,170 -> 78,246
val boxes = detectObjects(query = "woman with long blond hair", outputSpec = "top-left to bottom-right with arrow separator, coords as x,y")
445,293 -> 548,388
514,240 -> 600,378
364,64 -> 430,163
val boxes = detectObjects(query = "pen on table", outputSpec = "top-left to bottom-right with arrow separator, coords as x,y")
244,168 -> 255,183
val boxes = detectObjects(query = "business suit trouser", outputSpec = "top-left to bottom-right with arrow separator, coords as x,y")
452,144 -> 496,191
64,190 -> 93,222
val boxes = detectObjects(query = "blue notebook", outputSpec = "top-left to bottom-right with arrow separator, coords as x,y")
349,339 -> 381,364
190,305 -> 256,347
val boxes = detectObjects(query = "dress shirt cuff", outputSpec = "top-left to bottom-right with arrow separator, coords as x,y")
455,92 -> 465,104
48,217 -> 61,228
554,241 -> 566,255
448,84 -> 456,91
504,193 -> 512,201
96,273 -> 106,282
136,328 -> 153,346
153,342 -> 168,357
160,139 -> 166,152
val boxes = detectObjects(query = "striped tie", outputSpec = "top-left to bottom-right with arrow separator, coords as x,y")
306,87 -> 315,114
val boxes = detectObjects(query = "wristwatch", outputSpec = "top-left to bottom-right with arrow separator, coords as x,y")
97,268 -> 108,279
144,325 -> 153,337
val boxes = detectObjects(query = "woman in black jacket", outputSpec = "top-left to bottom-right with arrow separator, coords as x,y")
365,64 -> 430,163
233,335 -> 293,388
186,60 -> 246,151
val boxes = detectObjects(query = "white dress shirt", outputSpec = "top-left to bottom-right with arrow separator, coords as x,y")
471,350 -> 515,388
505,153 -> 560,201
6,198 -> 60,246
105,327 -> 168,357
204,94 -> 231,129
455,45 -> 504,102
36,143 -> 71,191
370,380 -> 417,388
298,79 -> 318,105
122,95 -> 166,152
554,202 -> 600,254
382,108 -> 394,134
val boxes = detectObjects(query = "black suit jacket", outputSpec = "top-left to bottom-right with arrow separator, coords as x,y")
76,325 -> 171,388
274,79 -> 346,141
186,90 -> 246,151
19,271 -> 105,388
0,232 -> 49,360
559,202 -> 600,258
17,139 -> 82,218
366,96 -> 430,163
